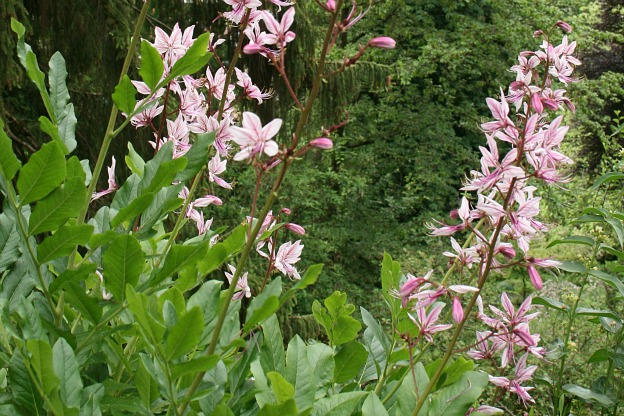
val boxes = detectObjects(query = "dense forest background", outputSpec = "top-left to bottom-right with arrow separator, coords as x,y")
1,0 -> 624,322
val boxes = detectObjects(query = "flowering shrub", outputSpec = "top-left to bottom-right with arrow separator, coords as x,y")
0,0 -> 603,415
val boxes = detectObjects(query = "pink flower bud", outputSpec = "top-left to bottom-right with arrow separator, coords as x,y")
542,98 -> 559,111
533,30 -> 544,38
310,138 -> 333,150
531,93 -> 543,114
285,223 -> 305,235
368,37 -> 396,49
527,265 -> 543,290
325,0 -> 336,11
281,207 -> 292,215
556,20 -> 572,33
452,297 -> 464,323
243,44 -> 264,54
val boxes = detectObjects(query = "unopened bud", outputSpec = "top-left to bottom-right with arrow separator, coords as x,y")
531,93 -> 543,114
368,36 -> 396,49
285,223 -> 305,235
527,265 -> 543,290
542,98 -> 559,111
556,20 -> 572,33
452,297 -> 464,324
310,138 -> 333,149
325,0 -> 336,11
281,207 -> 292,215
533,30 -> 544,38
243,44 -> 264,54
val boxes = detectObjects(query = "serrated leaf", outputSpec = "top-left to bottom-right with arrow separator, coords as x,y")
139,41 -> 164,90
428,371 -> 488,416
333,341 -> 367,383
102,235 -> 144,302
17,141 -> 66,205
37,224 -> 93,263
547,235 -> 595,248
176,131 -> 215,181
0,118 -> 21,182
112,75 -> 137,115
164,33 -> 212,83
171,355 -> 219,380
29,177 -> 87,235
53,337 -> 83,409
166,306 -> 203,360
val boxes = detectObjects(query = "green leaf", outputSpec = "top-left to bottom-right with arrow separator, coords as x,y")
152,240 -> 209,286
591,172 -> 624,191
285,336 -> 315,411
164,33 -> 212,83
589,270 -> 624,298
27,339 -> 60,396
176,131 -> 215,181
307,343 -> 334,392
222,224 -> 247,256
17,141 -> 66,205
563,383 -> 614,407
361,307 -> 391,356
258,400 -> 299,416
293,264 -> 323,291
588,349 -> 609,364
428,371 -> 488,416
362,393 -> 389,416
38,115 -> 64,151
9,352 -> 44,415
312,391 -> 367,416
26,51 -> 47,98
139,41 -> 164,90
135,358 -> 159,409
197,243 -> 228,274
49,262 -> 97,294
171,355 -> 219,380
110,192 -> 154,227
0,214 -> 20,274
125,142 -> 145,177
605,218 -> 624,248
575,308 -> 620,320
52,337 -> 83,409
112,74 -> 137,115
260,315 -> 286,374
139,157 -> 187,195
29,178 -> 87,235
165,306 -> 203,360
64,282 -> 102,324
547,235 -> 595,248
244,296 -> 279,332
58,103 -> 77,155
333,315 -> 362,346
102,235 -> 144,302
558,261 -> 587,274
126,286 -> 166,342
437,357 -> 474,390
267,371 -> 295,404
0,118 -> 21,182
37,224 -> 93,263
66,156 -> 86,184
532,296 -> 569,313
48,52 -> 70,121
333,341 -> 367,383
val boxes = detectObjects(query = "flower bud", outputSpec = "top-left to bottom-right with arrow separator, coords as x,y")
542,98 -> 559,111
368,36 -> 396,49
556,20 -> 572,33
243,44 -> 264,55
452,297 -> 464,323
531,93 -> 543,114
325,0 -> 336,11
281,207 -> 292,215
310,138 -> 333,149
533,30 -> 544,38
285,223 -> 305,235
527,265 -> 543,290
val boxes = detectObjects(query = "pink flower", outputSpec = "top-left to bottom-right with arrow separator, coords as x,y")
409,303 -> 453,342
208,154 -> 232,190
368,37 -> 396,49
225,264 -> 252,300
310,138 -> 334,149
231,112 -> 282,161
274,240 -> 303,280
91,157 -> 119,201
261,8 -> 296,48
489,353 -> 537,406
223,0 -> 262,24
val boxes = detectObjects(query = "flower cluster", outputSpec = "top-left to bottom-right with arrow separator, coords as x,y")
397,21 -> 580,408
